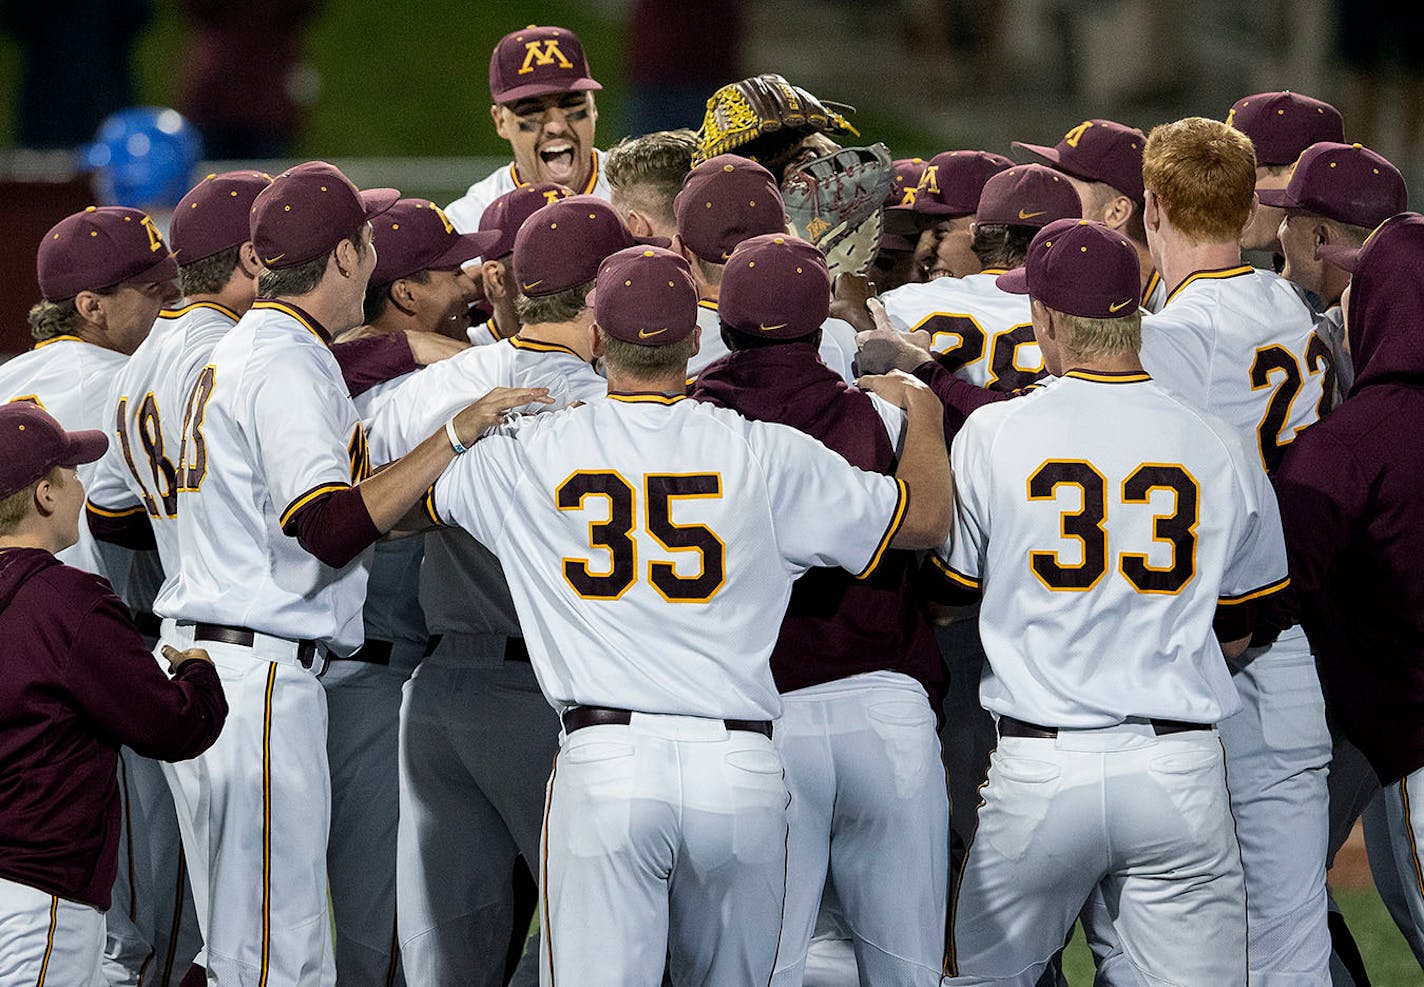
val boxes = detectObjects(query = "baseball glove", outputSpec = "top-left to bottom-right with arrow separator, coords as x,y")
782,143 -> 894,280
694,74 -> 860,167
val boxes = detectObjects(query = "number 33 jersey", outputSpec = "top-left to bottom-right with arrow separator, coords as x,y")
427,393 -> 909,722
938,371 -> 1289,729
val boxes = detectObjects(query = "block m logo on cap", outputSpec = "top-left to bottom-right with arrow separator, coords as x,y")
519,39 -> 574,75
1063,121 -> 1094,148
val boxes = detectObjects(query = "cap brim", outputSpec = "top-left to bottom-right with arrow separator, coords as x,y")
430,229 -> 504,270
1315,242 -> 1362,273
1255,187 -> 1296,209
1012,141 -> 1062,167
360,188 -> 402,219
122,251 -> 179,289
634,234 -> 672,249
879,233 -> 918,253
495,77 -> 602,105
995,268 -> 1030,295
911,200 -> 972,217
60,429 -> 109,467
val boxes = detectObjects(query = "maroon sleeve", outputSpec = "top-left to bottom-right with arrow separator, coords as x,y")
280,484 -> 382,569
85,504 -> 157,550
63,592 -> 228,762
912,359 -> 1017,441
1273,431 -> 1366,611
331,331 -> 417,398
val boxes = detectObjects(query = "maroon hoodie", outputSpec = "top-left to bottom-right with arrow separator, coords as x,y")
0,547 -> 227,909
692,345 -> 945,705
1274,213 -> 1424,784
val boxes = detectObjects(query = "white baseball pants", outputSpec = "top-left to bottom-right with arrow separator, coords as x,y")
0,877 -> 106,986
539,712 -> 791,986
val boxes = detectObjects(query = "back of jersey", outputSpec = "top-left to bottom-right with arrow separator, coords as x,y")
428,394 -> 906,721
880,271 -> 1044,390
941,371 -> 1286,728
1141,267 -> 1331,472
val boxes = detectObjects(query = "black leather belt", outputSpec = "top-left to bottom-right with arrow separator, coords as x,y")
193,623 -> 320,670
422,633 -> 530,662
998,715 -> 1210,739
562,705 -> 773,739
331,639 -> 392,666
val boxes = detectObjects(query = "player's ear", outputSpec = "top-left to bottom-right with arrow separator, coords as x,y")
1241,192 -> 1260,236
591,324 -> 606,359
491,104 -> 510,141
1143,191 -> 1161,233
237,241 -> 261,279
481,259 -> 506,299
624,210 -> 654,238
1105,194 -> 1133,230
689,324 -> 702,358
74,289 -> 105,328
389,278 -> 420,314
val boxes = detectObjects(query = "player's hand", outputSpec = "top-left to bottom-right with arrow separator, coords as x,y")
829,272 -> 877,333
855,305 -> 933,374
404,331 -> 470,367
162,645 -> 211,673
856,368 -> 941,409
450,387 -> 554,446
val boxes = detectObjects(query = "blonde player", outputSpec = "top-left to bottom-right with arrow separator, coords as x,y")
424,245 -> 953,985
1139,117 -> 1333,984
879,164 -> 1079,391
937,219 -> 1287,985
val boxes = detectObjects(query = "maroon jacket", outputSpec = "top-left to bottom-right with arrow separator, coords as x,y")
1274,215 -> 1424,784
693,345 -> 945,705
0,548 -> 227,909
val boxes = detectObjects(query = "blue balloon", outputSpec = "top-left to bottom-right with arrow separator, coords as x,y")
80,107 -> 204,210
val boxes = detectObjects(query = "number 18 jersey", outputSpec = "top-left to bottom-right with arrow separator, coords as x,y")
938,370 -> 1288,728
428,393 -> 908,721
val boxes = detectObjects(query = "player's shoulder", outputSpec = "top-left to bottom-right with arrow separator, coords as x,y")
444,164 -> 516,231
880,275 -> 963,313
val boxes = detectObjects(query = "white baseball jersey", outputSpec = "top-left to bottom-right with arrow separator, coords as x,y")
466,319 -> 515,347
364,336 -> 605,466
689,300 -> 859,383
86,302 -> 239,582
879,270 -> 1045,391
444,151 -> 610,235
0,335 -> 132,584
1140,265 -> 1328,473
428,394 -> 908,720
938,370 -> 1289,728
1142,267 -> 1167,314
160,301 -> 373,654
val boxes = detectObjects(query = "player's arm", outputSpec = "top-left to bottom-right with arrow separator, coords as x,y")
1213,429 -> 1294,656
330,330 -> 469,398
856,370 -> 954,549
84,396 -> 156,549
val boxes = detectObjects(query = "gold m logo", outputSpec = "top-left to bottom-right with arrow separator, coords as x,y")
430,203 -> 454,234
1225,107 -> 1237,128
1063,121 -> 1094,148
140,214 -> 165,253
518,40 -> 574,75
917,165 -> 940,195
542,188 -> 565,205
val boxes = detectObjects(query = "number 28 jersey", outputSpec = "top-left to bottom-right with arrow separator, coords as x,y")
428,393 -> 908,721
938,371 -> 1289,728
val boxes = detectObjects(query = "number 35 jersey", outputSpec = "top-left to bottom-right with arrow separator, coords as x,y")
879,270 -> 1045,391
428,392 -> 908,722
1140,266 -> 1330,474
938,371 -> 1288,729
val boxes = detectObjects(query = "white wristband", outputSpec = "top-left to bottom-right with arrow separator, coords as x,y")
445,418 -> 468,454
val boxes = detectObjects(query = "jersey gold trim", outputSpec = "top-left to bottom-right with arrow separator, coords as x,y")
1217,574 -> 1290,605
422,485 -> 443,527
252,300 -> 328,346
32,334 -> 86,350
510,336 -> 580,358
279,482 -> 351,530
1164,265 -> 1253,305
606,393 -> 686,405
160,300 -> 241,322
511,149 -> 601,195
259,663 -> 276,987
85,501 -> 146,519
37,894 -> 57,985
1064,370 -> 1152,384
1141,268 -> 1162,304
854,478 -> 909,580
930,551 -> 981,589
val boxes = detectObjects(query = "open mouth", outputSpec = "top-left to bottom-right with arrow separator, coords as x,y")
538,141 -> 577,182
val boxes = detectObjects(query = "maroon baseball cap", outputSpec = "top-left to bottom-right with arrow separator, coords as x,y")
1013,119 -> 1147,201
886,157 -> 928,210
912,150 -> 1014,217
673,155 -> 786,264
370,199 -> 500,286
489,25 -> 602,105
169,170 -> 272,265
587,246 -> 697,345
976,164 -> 1082,228
997,219 -> 1141,319
250,161 -> 399,269
37,206 -> 179,302
1227,91 -> 1344,167
479,182 -> 573,262
0,403 -> 108,499
719,234 -> 831,340
513,195 -> 667,297
1256,142 -> 1407,230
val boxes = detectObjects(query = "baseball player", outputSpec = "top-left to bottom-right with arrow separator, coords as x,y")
422,243 -> 953,985
1227,91 -> 1345,263
605,129 -> 700,240
670,154 -> 859,381
374,194 -> 628,987
0,405 -> 226,987
445,25 -> 610,235
1275,212 -> 1424,975
1266,141 -> 1405,399
465,182 -> 572,346
879,163 -> 1080,390
1138,116 -> 1333,984
1012,118 -> 1167,312
910,150 -> 1013,282
690,234 -> 949,986
153,160 -> 548,986
871,156 -> 931,292
935,218 -> 1288,986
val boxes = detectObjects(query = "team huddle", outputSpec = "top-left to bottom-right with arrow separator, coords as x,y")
1,19 -> 1422,987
